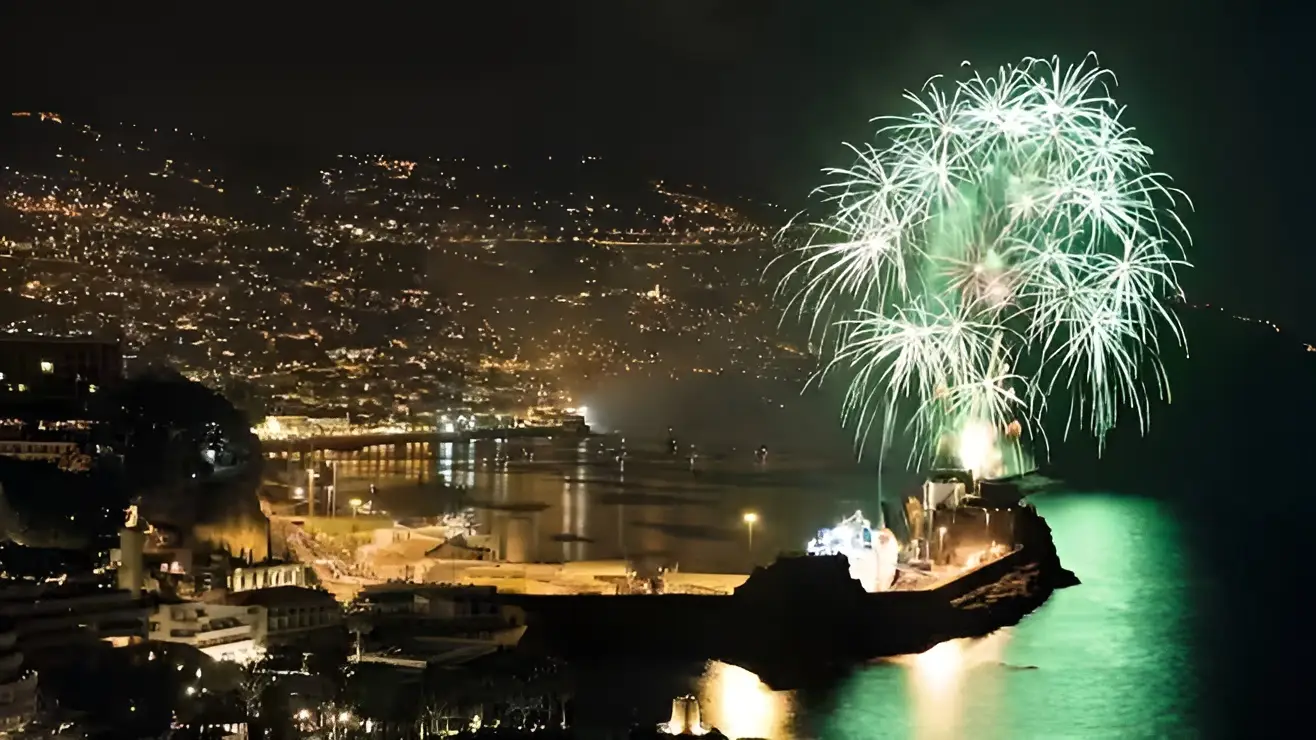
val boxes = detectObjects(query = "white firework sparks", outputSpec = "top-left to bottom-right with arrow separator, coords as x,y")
776,54 -> 1193,476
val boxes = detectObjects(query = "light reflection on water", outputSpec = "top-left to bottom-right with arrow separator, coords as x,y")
277,443 -> 1207,737
891,632 -> 1013,740
687,635 -> 1010,740
821,494 -> 1196,740
277,437 -> 879,573
678,495 -> 1196,739
696,661 -> 794,740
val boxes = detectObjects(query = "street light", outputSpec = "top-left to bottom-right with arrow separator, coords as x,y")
742,512 -> 758,552
307,468 -> 316,517
325,460 -> 339,517
349,498 -> 363,517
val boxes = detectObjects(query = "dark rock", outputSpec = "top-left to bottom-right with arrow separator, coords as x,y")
504,504 -> 1074,689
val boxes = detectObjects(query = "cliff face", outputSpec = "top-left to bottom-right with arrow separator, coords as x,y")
1014,503 -> 1080,589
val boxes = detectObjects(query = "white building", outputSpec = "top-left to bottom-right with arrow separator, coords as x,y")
0,439 -> 77,463
0,440 -> 90,470
149,602 -> 267,663
230,562 -> 308,593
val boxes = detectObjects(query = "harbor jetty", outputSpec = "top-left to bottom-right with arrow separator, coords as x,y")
502,472 -> 1077,688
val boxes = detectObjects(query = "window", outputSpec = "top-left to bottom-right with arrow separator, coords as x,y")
39,361 -> 54,374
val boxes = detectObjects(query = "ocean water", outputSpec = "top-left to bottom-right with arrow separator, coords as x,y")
571,494 -> 1224,740
812,494 -> 1201,740
291,438 -> 1302,738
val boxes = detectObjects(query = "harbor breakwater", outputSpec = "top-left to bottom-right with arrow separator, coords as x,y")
503,504 -> 1078,689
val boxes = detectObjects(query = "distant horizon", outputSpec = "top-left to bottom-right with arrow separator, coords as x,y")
1,110 -> 789,207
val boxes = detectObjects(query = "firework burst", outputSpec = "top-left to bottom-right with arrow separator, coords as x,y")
775,54 -> 1192,477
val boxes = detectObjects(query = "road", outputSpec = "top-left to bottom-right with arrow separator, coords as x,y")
283,523 -> 381,600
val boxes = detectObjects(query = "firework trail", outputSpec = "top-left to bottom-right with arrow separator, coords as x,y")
774,54 -> 1192,477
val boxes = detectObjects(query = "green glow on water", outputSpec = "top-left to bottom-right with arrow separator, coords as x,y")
821,493 -> 1197,740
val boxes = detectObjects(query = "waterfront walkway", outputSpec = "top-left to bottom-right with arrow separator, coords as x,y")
260,426 -> 587,453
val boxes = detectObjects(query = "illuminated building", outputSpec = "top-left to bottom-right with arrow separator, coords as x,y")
0,335 -> 122,406
225,586 -> 342,646
256,415 -> 353,440
116,521 -> 147,598
658,695 -> 708,735
228,562 -> 308,593
148,601 -> 267,663
806,510 -> 900,593
0,440 -> 81,465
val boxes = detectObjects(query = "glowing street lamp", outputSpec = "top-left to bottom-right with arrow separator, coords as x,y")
742,512 -> 758,552
307,468 -> 317,516
349,498 -> 363,517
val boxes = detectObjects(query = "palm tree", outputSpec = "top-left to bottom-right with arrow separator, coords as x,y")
237,662 -> 271,721
345,612 -> 372,661
416,696 -> 452,739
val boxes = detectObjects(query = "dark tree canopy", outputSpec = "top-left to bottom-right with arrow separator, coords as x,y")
1,368 -> 268,571
95,367 -> 258,491
0,458 -> 127,570
70,367 -> 272,558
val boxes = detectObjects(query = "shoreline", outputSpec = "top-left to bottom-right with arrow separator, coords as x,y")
502,502 -> 1077,689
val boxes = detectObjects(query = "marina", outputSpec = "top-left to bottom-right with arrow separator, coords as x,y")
257,430 -> 1073,701
264,435 -> 1041,601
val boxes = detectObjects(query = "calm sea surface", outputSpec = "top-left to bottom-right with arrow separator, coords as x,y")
287,437 -> 1300,739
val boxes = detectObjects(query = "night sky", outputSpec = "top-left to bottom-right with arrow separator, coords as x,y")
2,0 -> 1310,331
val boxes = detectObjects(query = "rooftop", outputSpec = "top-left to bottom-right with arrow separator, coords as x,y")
226,585 -> 336,608
358,583 -> 496,601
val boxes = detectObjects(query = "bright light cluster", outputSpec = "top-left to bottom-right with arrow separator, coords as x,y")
777,54 -> 1192,473
806,510 -> 899,592
806,510 -> 875,557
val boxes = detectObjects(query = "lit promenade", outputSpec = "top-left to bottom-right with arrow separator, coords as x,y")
258,425 -> 588,453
